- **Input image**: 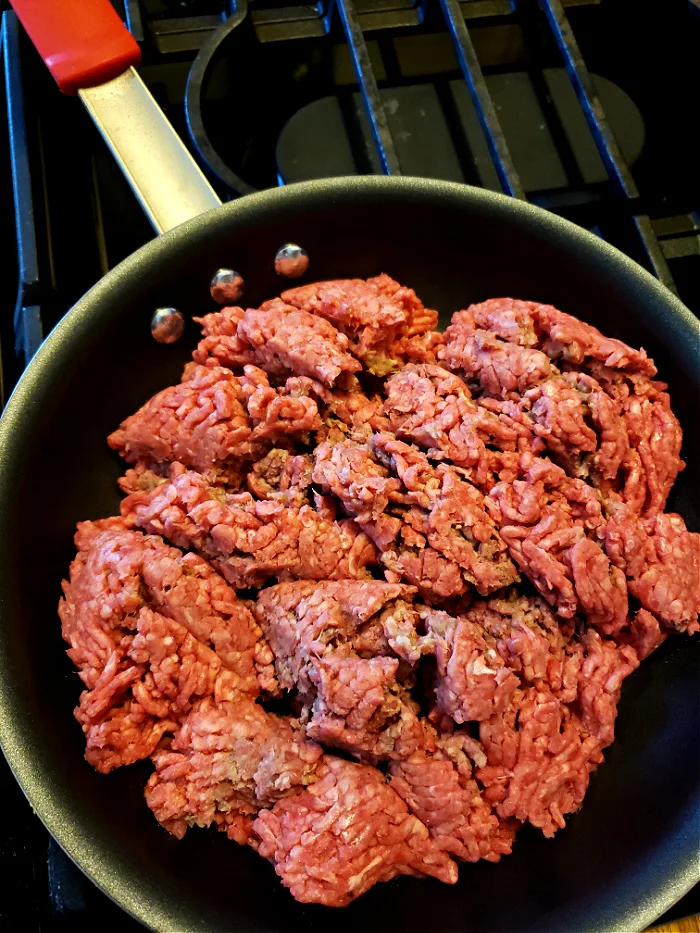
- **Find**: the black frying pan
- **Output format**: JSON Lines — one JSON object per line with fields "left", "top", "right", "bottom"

{"left": 0, "top": 5, "right": 699, "bottom": 933}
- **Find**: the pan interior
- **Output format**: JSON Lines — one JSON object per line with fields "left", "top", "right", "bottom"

{"left": 0, "top": 177, "right": 698, "bottom": 933}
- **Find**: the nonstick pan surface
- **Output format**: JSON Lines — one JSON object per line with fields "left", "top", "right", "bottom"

{"left": 0, "top": 176, "right": 698, "bottom": 933}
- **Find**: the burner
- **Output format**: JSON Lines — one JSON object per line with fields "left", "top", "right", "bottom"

{"left": 276, "top": 69, "right": 645, "bottom": 197}
{"left": 180, "top": 0, "right": 697, "bottom": 303}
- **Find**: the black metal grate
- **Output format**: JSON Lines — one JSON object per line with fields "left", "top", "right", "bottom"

{"left": 168, "top": 0, "right": 693, "bottom": 299}
{"left": 283, "top": 0, "right": 675, "bottom": 285}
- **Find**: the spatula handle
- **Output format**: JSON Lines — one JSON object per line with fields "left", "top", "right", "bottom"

{"left": 9, "top": 0, "right": 141, "bottom": 94}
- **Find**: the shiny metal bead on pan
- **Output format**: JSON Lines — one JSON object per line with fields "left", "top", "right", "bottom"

{"left": 150, "top": 307, "right": 185, "bottom": 344}
{"left": 274, "top": 243, "right": 309, "bottom": 278}
{"left": 210, "top": 268, "right": 245, "bottom": 304}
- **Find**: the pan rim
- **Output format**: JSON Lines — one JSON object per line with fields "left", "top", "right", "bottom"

{"left": 2, "top": 176, "right": 699, "bottom": 418}
{"left": 0, "top": 174, "right": 698, "bottom": 933}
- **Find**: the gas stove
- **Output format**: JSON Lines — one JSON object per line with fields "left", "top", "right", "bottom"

{"left": 1, "top": 1, "right": 698, "bottom": 929}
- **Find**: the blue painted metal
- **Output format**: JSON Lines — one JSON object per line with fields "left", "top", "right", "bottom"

{"left": 3, "top": 12, "right": 44, "bottom": 364}
{"left": 439, "top": 0, "right": 524, "bottom": 198}
{"left": 334, "top": 0, "right": 402, "bottom": 175}
{"left": 540, "top": 0, "right": 675, "bottom": 291}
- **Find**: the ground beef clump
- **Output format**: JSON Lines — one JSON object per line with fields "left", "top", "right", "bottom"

{"left": 252, "top": 755, "right": 457, "bottom": 906}
{"left": 121, "top": 463, "right": 376, "bottom": 588}
{"left": 626, "top": 513, "right": 699, "bottom": 633}
{"left": 383, "top": 363, "right": 541, "bottom": 491}
{"left": 440, "top": 306, "right": 556, "bottom": 398}
{"left": 618, "top": 378, "right": 685, "bottom": 517}
{"left": 254, "top": 581, "right": 430, "bottom": 762}
{"left": 488, "top": 453, "right": 628, "bottom": 632}
{"left": 423, "top": 608, "right": 520, "bottom": 724}
{"left": 59, "top": 520, "right": 277, "bottom": 771}
{"left": 108, "top": 364, "right": 320, "bottom": 472}
{"left": 193, "top": 301, "right": 361, "bottom": 387}
{"left": 447, "top": 298, "right": 656, "bottom": 377}
{"left": 60, "top": 277, "right": 698, "bottom": 906}
{"left": 282, "top": 274, "right": 441, "bottom": 375}
{"left": 145, "top": 694, "right": 322, "bottom": 842}
{"left": 459, "top": 593, "right": 580, "bottom": 699}
{"left": 75, "top": 605, "right": 242, "bottom": 774}
{"left": 313, "top": 432, "right": 518, "bottom": 599}
{"left": 390, "top": 729, "right": 517, "bottom": 863}
{"left": 477, "top": 685, "right": 604, "bottom": 838}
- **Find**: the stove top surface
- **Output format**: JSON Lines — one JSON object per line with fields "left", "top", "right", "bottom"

{"left": 1, "top": 0, "right": 698, "bottom": 929}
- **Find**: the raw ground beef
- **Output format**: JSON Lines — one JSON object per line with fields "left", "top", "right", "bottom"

{"left": 488, "top": 453, "right": 629, "bottom": 632}
{"left": 60, "top": 518, "right": 153, "bottom": 690}
{"left": 422, "top": 608, "right": 520, "bottom": 723}
{"left": 282, "top": 274, "right": 441, "bottom": 375}
{"left": 459, "top": 594, "right": 580, "bottom": 699}
{"left": 440, "top": 307, "right": 556, "bottom": 398}
{"left": 422, "top": 595, "right": 637, "bottom": 747}
{"left": 573, "top": 629, "right": 639, "bottom": 746}
{"left": 619, "top": 380, "right": 685, "bottom": 517}
{"left": 121, "top": 463, "right": 376, "bottom": 588}
{"left": 616, "top": 608, "right": 667, "bottom": 661}
{"left": 602, "top": 495, "right": 699, "bottom": 632}
{"left": 60, "top": 278, "right": 698, "bottom": 906}
{"left": 448, "top": 298, "right": 656, "bottom": 377}
{"left": 75, "top": 606, "right": 240, "bottom": 773}
{"left": 477, "top": 685, "right": 604, "bottom": 838}
{"left": 59, "top": 519, "right": 275, "bottom": 695}
{"left": 627, "top": 513, "right": 700, "bottom": 633}
{"left": 140, "top": 544, "right": 277, "bottom": 693}
{"left": 255, "top": 581, "right": 430, "bottom": 761}
{"left": 145, "top": 694, "right": 322, "bottom": 841}
{"left": 59, "top": 520, "right": 277, "bottom": 771}
{"left": 313, "top": 432, "right": 518, "bottom": 599}
{"left": 383, "top": 363, "right": 542, "bottom": 491}
{"left": 252, "top": 755, "right": 457, "bottom": 906}
{"left": 390, "top": 729, "right": 518, "bottom": 863}
{"left": 108, "top": 364, "right": 320, "bottom": 473}
{"left": 193, "top": 302, "right": 361, "bottom": 386}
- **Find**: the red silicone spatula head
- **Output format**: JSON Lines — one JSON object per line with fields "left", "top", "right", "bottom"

{"left": 9, "top": 0, "right": 141, "bottom": 94}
